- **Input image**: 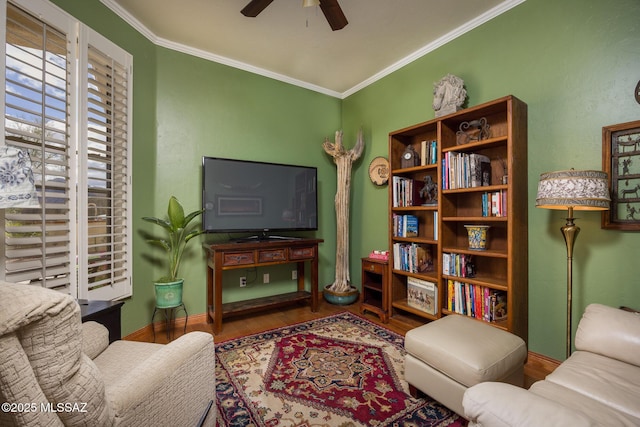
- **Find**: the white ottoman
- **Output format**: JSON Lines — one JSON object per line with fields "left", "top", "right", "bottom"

{"left": 404, "top": 315, "right": 527, "bottom": 416}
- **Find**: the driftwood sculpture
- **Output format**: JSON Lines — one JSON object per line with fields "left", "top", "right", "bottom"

{"left": 322, "top": 129, "right": 364, "bottom": 293}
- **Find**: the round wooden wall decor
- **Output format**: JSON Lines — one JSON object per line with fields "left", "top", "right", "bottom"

{"left": 368, "top": 156, "right": 390, "bottom": 186}
{"left": 635, "top": 80, "right": 640, "bottom": 104}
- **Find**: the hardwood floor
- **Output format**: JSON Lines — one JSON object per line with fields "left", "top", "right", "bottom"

{"left": 125, "top": 299, "right": 556, "bottom": 387}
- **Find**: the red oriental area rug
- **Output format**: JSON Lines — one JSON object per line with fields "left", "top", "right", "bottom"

{"left": 215, "top": 311, "right": 465, "bottom": 426}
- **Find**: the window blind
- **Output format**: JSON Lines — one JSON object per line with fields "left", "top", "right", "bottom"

{"left": 3, "top": 0, "right": 132, "bottom": 300}
{"left": 78, "top": 30, "right": 132, "bottom": 300}
{"left": 3, "top": 2, "right": 72, "bottom": 291}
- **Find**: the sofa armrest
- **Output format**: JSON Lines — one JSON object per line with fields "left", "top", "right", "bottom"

{"left": 82, "top": 321, "right": 110, "bottom": 359}
{"left": 575, "top": 304, "right": 640, "bottom": 366}
{"left": 105, "top": 331, "right": 215, "bottom": 427}
{"left": 463, "top": 382, "right": 598, "bottom": 427}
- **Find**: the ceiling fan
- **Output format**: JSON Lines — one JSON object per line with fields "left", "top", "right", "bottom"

{"left": 241, "top": 0, "right": 348, "bottom": 31}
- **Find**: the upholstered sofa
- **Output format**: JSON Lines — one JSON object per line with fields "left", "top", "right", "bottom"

{"left": 463, "top": 304, "right": 640, "bottom": 426}
{"left": 0, "top": 281, "right": 216, "bottom": 427}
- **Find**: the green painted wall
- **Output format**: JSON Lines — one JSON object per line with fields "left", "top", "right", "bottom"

{"left": 51, "top": 0, "right": 639, "bottom": 360}
{"left": 343, "top": 0, "right": 640, "bottom": 359}
{"left": 50, "top": 0, "right": 340, "bottom": 336}
{"left": 150, "top": 48, "right": 341, "bottom": 321}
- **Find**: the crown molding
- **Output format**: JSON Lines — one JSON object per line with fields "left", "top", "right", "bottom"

{"left": 154, "top": 36, "right": 343, "bottom": 98}
{"left": 100, "top": 0, "right": 526, "bottom": 100}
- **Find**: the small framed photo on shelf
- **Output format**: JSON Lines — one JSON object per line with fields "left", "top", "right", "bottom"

{"left": 602, "top": 120, "right": 640, "bottom": 230}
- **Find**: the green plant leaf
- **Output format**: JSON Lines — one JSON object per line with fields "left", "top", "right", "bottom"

{"left": 185, "top": 229, "right": 204, "bottom": 243}
{"left": 167, "top": 196, "right": 185, "bottom": 229}
{"left": 184, "top": 209, "right": 204, "bottom": 226}
{"left": 142, "top": 216, "right": 173, "bottom": 232}
{"left": 146, "top": 239, "right": 170, "bottom": 252}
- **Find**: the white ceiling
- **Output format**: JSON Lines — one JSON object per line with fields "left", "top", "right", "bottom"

{"left": 100, "top": 0, "right": 524, "bottom": 98}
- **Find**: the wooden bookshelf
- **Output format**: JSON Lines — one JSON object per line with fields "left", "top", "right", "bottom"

{"left": 387, "top": 95, "right": 528, "bottom": 342}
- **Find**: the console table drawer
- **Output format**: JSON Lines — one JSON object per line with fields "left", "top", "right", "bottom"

{"left": 223, "top": 251, "right": 255, "bottom": 266}
{"left": 258, "top": 249, "right": 287, "bottom": 262}
{"left": 290, "top": 246, "right": 315, "bottom": 260}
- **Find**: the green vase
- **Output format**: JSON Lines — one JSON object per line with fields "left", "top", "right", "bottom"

{"left": 154, "top": 279, "right": 184, "bottom": 308}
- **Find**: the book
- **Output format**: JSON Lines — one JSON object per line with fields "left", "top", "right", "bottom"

{"left": 405, "top": 215, "right": 418, "bottom": 237}
{"left": 416, "top": 244, "right": 433, "bottom": 273}
{"left": 407, "top": 277, "right": 438, "bottom": 315}
{"left": 470, "top": 153, "right": 491, "bottom": 187}
{"left": 433, "top": 211, "right": 438, "bottom": 241}
{"left": 480, "top": 159, "right": 492, "bottom": 186}
{"left": 490, "top": 291, "right": 507, "bottom": 321}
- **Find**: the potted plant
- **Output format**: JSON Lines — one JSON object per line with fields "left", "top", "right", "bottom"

{"left": 142, "top": 196, "right": 204, "bottom": 308}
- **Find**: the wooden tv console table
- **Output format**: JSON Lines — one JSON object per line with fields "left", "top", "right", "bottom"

{"left": 204, "top": 238, "right": 323, "bottom": 333}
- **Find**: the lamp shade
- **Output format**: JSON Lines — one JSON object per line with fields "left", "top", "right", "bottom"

{"left": 303, "top": 0, "right": 320, "bottom": 7}
{"left": 536, "top": 169, "right": 610, "bottom": 210}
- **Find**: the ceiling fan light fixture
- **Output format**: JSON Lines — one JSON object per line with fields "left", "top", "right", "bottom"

{"left": 302, "top": 0, "right": 320, "bottom": 7}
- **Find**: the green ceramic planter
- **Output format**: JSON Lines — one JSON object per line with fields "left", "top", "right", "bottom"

{"left": 323, "top": 285, "right": 359, "bottom": 305}
{"left": 154, "top": 279, "right": 184, "bottom": 308}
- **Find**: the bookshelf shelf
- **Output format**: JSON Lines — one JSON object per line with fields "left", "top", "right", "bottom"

{"left": 391, "top": 299, "right": 439, "bottom": 322}
{"left": 441, "top": 248, "right": 508, "bottom": 258}
{"left": 393, "top": 237, "right": 438, "bottom": 245}
{"left": 442, "top": 184, "right": 508, "bottom": 194}
{"left": 391, "top": 269, "right": 439, "bottom": 282}
{"left": 442, "top": 274, "right": 508, "bottom": 290}
{"left": 387, "top": 95, "right": 528, "bottom": 342}
{"left": 442, "top": 216, "right": 508, "bottom": 222}
{"left": 441, "top": 135, "right": 508, "bottom": 152}
{"left": 393, "top": 205, "right": 438, "bottom": 212}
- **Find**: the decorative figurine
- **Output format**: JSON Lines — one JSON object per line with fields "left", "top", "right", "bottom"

{"left": 419, "top": 175, "right": 438, "bottom": 205}
{"left": 433, "top": 74, "right": 467, "bottom": 118}
{"left": 456, "top": 117, "right": 491, "bottom": 145}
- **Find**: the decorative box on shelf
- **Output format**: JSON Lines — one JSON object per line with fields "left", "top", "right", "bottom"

{"left": 368, "top": 250, "right": 389, "bottom": 261}
{"left": 407, "top": 277, "right": 438, "bottom": 316}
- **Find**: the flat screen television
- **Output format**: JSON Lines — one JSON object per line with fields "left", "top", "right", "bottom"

{"left": 202, "top": 157, "right": 318, "bottom": 238}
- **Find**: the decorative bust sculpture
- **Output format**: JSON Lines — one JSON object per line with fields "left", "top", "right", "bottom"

{"left": 433, "top": 74, "right": 467, "bottom": 117}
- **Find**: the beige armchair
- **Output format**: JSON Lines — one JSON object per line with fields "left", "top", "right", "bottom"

{"left": 0, "top": 281, "right": 215, "bottom": 427}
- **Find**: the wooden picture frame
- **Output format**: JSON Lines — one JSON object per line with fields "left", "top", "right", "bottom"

{"left": 602, "top": 120, "right": 640, "bottom": 230}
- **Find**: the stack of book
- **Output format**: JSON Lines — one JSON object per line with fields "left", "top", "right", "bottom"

{"left": 442, "top": 152, "right": 491, "bottom": 190}
{"left": 392, "top": 176, "right": 422, "bottom": 207}
{"left": 420, "top": 140, "right": 438, "bottom": 166}
{"left": 481, "top": 190, "right": 507, "bottom": 217}
{"left": 393, "top": 214, "right": 418, "bottom": 237}
{"left": 446, "top": 280, "right": 507, "bottom": 322}
{"left": 392, "top": 243, "right": 433, "bottom": 273}
{"left": 442, "top": 252, "right": 475, "bottom": 277}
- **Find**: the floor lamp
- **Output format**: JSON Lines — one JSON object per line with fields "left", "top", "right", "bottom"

{"left": 535, "top": 169, "right": 610, "bottom": 359}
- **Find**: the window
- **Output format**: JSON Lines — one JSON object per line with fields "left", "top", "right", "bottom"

{"left": 1, "top": 0, "right": 132, "bottom": 300}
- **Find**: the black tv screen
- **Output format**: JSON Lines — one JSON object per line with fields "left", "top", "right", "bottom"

{"left": 202, "top": 157, "right": 318, "bottom": 235}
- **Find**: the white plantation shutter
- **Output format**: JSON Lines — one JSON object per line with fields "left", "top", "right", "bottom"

{"left": 2, "top": 0, "right": 132, "bottom": 300}
{"left": 2, "top": 2, "right": 74, "bottom": 292}
{"left": 77, "top": 28, "right": 132, "bottom": 300}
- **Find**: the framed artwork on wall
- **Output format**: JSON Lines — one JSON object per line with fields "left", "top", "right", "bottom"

{"left": 602, "top": 120, "right": 640, "bottom": 230}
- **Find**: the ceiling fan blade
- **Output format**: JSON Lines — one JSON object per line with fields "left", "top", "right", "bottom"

{"left": 319, "top": 0, "right": 348, "bottom": 31}
{"left": 241, "top": 0, "right": 274, "bottom": 17}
